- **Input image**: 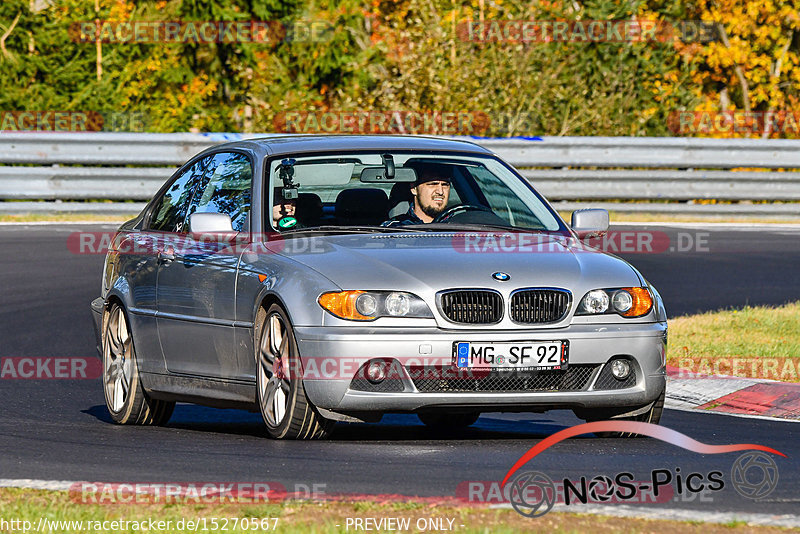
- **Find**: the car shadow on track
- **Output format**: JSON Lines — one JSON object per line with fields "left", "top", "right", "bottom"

{"left": 84, "top": 404, "right": 593, "bottom": 441}
{"left": 329, "top": 415, "right": 575, "bottom": 441}
{"left": 83, "top": 404, "right": 269, "bottom": 438}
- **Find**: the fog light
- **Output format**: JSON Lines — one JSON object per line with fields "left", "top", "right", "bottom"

{"left": 366, "top": 361, "right": 387, "bottom": 384}
{"left": 610, "top": 359, "right": 631, "bottom": 380}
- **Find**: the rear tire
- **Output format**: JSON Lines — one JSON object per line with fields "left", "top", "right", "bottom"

{"left": 102, "top": 303, "right": 174, "bottom": 425}
{"left": 578, "top": 390, "right": 665, "bottom": 438}
{"left": 256, "top": 304, "right": 334, "bottom": 439}
{"left": 418, "top": 412, "right": 479, "bottom": 429}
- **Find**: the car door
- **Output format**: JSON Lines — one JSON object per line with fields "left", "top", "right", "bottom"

{"left": 156, "top": 151, "right": 253, "bottom": 379}
{"left": 130, "top": 157, "right": 209, "bottom": 372}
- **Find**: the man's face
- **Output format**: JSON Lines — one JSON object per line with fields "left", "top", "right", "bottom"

{"left": 272, "top": 189, "right": 296, "bottom": 224}
{"left": 411, "top": 179, "right": 450, "bottom": 222}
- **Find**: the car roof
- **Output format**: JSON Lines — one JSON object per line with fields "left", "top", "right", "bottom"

{"left": 206, "top": 134, "right": 495, "bottom": 157}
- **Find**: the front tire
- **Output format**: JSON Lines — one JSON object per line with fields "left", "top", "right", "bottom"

{"left": 256, "top": 304, "right": 334, "bottom": 439}
{"left": 102, "top": 303, "right": 174, "bottom": 425}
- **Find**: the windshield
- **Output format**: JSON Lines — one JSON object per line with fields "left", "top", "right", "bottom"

{"left": 266, "top": 152, "right": 563, "bottom": 233}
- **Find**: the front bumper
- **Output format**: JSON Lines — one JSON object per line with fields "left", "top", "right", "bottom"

{"left": 294, "top": 321, "right": 667, "bottom": 414}
{"left": 90, "top": 297, "right": 105, "bottom": 358}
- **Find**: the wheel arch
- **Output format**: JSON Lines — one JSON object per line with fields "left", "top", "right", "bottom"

{"left": 257, "top": 292, "right": 289, "bottom": 316}
{"left": 102, "top": 288, "right": 162, "bottom": 382}
{"left": 105, "top": 276, "right": 136, "bottom": 314}
{"left": 251, "top": 291, "right": 294, "bottom": 334}
{"left": 104, "top": 293, "right": 125, "bottom": 313}
{"left": 251, "top": 292, "right": 290, "bottom": 360}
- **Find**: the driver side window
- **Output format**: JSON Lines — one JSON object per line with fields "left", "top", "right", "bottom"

{"left": 149, "top": 157, "right": 210, "bottom": 232}
{"left": 185, "top": 152, "right": 253, "bottom": 232}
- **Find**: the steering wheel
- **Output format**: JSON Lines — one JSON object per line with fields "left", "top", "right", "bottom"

{"left": 433, "top": 204, "right": 493, "bottom": 223}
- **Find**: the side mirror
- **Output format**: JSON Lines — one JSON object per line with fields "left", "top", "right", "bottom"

{"left": 189, "top": 212, "right": 235, "bottom": 234}
{"left": 571, "top": 209, "right": 609, "bottom": 239}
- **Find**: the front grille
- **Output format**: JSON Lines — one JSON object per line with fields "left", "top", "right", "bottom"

{"left": 439, "top": 290, "right": 503, "bottom": 324}
{"left": 510, "top": 289, "right": 570, "bottom": 324}
{"left": 409, "top": 365, "right": 599, "bottom": 393}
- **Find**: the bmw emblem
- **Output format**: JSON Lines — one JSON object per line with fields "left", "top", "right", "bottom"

{"left": 492, "top": 272, "right": 511, "bottom": 282}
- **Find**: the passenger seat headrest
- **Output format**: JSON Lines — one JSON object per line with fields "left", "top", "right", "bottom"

{"left": 335, "top": 188, "right": 390, "bottom": 226}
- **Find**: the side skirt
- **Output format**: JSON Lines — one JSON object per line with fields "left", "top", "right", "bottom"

{"left": 141, "top": 372, "right": 258, "bottom": 411}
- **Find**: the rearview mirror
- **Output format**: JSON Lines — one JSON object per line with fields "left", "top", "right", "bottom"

{"left": 360, "top": 167, "right": 417, "bottom": 183}
{"left": 571, "top": 209, "right": 609, "bottom": 239}
{"left": 189, "top": 212, "right": 236, "bottom": 234}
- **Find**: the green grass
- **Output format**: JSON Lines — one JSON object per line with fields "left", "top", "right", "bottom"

{"left": 1, "top": 488, "right": 796, "bottom": 533}
{"left": 669, "top": 302, "right": 800, "bottom": 381}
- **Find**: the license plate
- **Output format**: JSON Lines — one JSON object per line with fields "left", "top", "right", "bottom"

{"left": 453, "top": 341, "right": 568, "bottom": 370}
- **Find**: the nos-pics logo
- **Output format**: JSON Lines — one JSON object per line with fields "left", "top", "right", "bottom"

{"left": 502, "top": 421, "right": 784, "bottom": 518}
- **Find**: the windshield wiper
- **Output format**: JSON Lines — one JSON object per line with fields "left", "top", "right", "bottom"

{"left": 418, "top": 223, "right": 546, "bottom": 233}
{"left": 281, "top": 225, "right": 425, "bottom": 235}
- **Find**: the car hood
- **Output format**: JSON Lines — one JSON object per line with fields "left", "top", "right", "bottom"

{"left": 267, "top": 232, "right": 642, "bottom": 293}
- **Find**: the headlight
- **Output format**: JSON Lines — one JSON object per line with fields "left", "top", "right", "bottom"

{"left": 355, "top": 294, "right": 378, "bottom": 316}
{"left": 384, "top": 292, "right": 411, "bottom": 316}
{"left": 611, "top": 290, "right": 633, "bottom": 312}
{"left": 581, "top": 290, "right": 609, "bottom": 314}
{"left": 318, "top": 291, "right": 433, "bottom": 321}
{"left": 577, "top": 287, "right": 653, "bottom": 318}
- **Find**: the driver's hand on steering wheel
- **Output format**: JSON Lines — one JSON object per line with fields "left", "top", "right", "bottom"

{"left": 433, "top": 203, "right": 494, "bottom": 223}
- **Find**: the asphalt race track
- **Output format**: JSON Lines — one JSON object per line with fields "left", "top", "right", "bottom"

{"left": 0, "top": 223, "right": 798, "bottom": 519}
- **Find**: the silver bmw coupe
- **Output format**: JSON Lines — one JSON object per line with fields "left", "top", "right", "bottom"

{"left": 91, "top": 135, "right": 667, "bottom": 439}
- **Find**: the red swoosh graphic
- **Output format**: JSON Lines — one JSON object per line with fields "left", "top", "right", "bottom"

{"left": 501, "top": 421, "right": 786, "bottom": 487}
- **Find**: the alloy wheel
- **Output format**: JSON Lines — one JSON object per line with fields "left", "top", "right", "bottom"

{"left": 104, "top": 305, "right": 133, "bottom": 413}
{"left": 258, "top": 313, "right": 292, "bottom": 427}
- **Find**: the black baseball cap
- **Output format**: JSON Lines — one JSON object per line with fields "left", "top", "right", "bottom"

{"left": 407, "top": 162, "right": 452, "bottom": 185}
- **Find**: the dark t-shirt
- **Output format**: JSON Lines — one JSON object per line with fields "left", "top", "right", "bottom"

{"left": 381, "top": 202, "right": 425, "bottom": 226}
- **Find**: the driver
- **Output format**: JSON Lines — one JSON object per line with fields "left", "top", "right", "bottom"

{"left": 382, "top": 163, "right": 451, "bottom": 226}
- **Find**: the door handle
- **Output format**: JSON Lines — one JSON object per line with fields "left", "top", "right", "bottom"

{"left": 159, "top": 245, "right": 175, "bottom": 262}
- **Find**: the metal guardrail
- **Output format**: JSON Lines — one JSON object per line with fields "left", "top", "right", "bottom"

{"left": 0, "top": 133, "right": 799, "bottom": 215}
{"left": 522, "top": 170, "right": 800, "bottom": 201}
{"left": 0, "top": 133, "right": 226, "bottom": 166}
{"left": 475, "top": 136, "right": 800, "bottom": 169}
{"left": 0, "top": 167, "right": 168, "bottom": 200}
